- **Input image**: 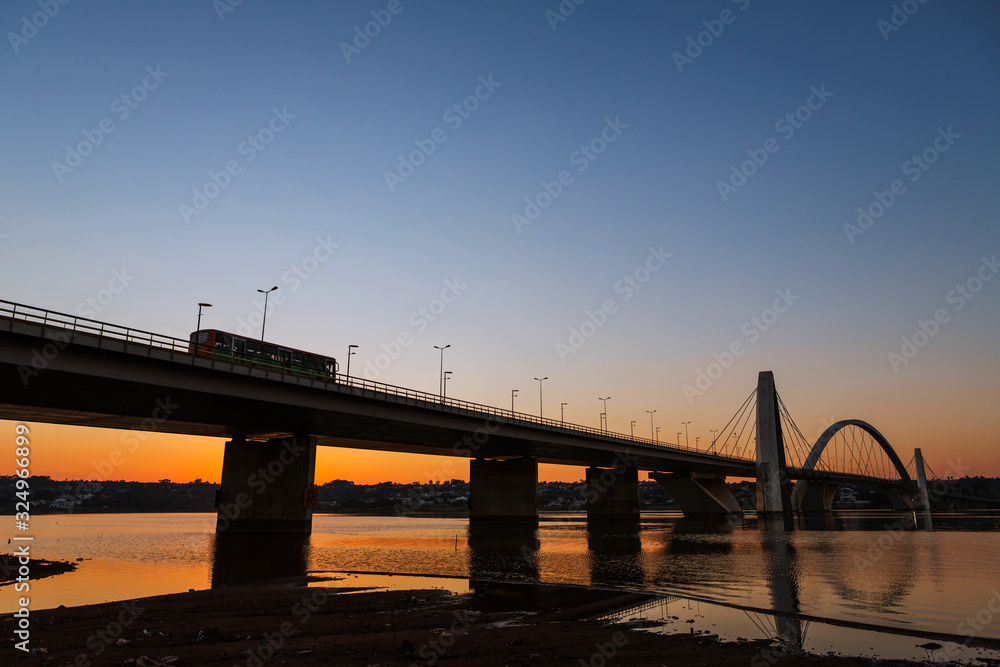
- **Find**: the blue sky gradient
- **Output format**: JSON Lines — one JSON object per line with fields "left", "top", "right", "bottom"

{"left": 1, "top": 0, "right": 998, "bottom": 481}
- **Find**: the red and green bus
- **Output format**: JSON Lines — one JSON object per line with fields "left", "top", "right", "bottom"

{"left": 189, "top": 329, "right": 338, "bottom": 379}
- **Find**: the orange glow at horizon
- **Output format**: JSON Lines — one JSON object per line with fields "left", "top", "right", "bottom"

{"left": 2, "top": 399, "right": 997, "bottom": 484}
{"left": 0, "top": 422, "right": 598, "bottom": 484}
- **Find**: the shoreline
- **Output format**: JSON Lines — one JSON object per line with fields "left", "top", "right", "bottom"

{"left": 0, "top": 555, "right": 77, "bottom": 586}
{"left": 1, "top": 577, "right": 929, "bottom": 666}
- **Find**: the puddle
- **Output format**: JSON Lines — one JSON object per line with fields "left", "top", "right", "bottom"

{"left": 307, "top": 570, "right": 471, "bottom": 596}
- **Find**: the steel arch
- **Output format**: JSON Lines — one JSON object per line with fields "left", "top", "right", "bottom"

{"left": 800, "top": 419, "right": 917, "bottom": 498}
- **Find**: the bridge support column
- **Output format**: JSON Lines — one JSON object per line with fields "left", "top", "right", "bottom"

{"left": 216, "top": 434, "right": 317, "bottom": 534}
{"left": 469, "top": 457, "right": 538, "bottom": 527}
{"left": 586, "top": 465, "right": 640, "bottom": 527}
{"left": 650, "top": 472, "right": 741, "bottom": 516}
{"left": 756, "top": 371, "right": 791, "bottom": 516}
{"left": 789, "top": 481, "right": 839, "bottom": 513}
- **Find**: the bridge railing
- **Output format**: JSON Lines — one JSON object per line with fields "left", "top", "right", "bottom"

{"left": 0, "top": 298, "right": 754, "bottom": 463}
{"left": 0, "top": 300, "right": 191, "bottom": 353}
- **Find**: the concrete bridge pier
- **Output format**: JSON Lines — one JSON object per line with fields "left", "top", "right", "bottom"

{"left": 650, "top": 472, "right": 741, "bottom": 516}
{"left": 215, "top": 434, "right": 318, "bottom": 534}
{"left": 756, "top": 371, "right": 792, "bottom": 516}
{"left": 789, "top": 481, "right": 840, "bottom": 513}
{"left": 469, "top": 457, "right": 539, "bottom": 527}
{"left": 585, "top": 464, "right": 640, "bottom": 527}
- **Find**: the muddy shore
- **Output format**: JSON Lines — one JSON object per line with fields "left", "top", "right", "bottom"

{"left": 0, "top": 576, "right": 930, "bottom": 666}
{"left": 1, "top": 556, "right": 77, "bottom": 585}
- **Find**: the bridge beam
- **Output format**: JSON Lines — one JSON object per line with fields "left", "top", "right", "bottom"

{"left": 789, "top": 480, "right": 840, "bottom": 513}
{"left": 756, "top": 371, "right": 791, "bottom": 515}
{"left": 469, "top": 457, "right": 538, "bottom": 527}
{"left": 586, "top": 465, "right": 640, "bottom": 527}
{"left": 215, "top": 434, "right": 317, "bottom": 534}
{"left": 650, "top": 472, "right": 741, "bottom": 516}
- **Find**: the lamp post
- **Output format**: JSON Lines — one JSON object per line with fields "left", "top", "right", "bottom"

{"left": 677, "top": 432, "right": 682, "bottom": 446}
{"left": 196, "top": 302, "right": 212, "bottom": 333}
{"left": 443, "top": 371, "right": 452, "bottom": 398}
{"left": 534, "top": 377, "right": 548, "bottom": 418}
{"left": 511, "top": 389, "right": 519, "bottom": 413}
{"left": 598, "top": 396, "right": 611, "bottom": 432}
{"left": 345, "top": 344, "right": 358, "bottom": 380}
{"left": 646, "top": 410, "right": 656, "bottom": 441}
{"left": 696, "top": 436, "right": 701, "bottom": 449}
{"left": 256, "top": 286, "right": 277, "bottom": 341}
{"left": 682, "top": 421, "right": 691, "bottom": 448}
{"left": 194, "top": 303, "right": 212, "bottom": 357}
{"left": 434, "top": 345, "right": 450, "bottom": 398}
{"left": 656, "top": 426, "right": 661, "bottom": 444}
{"left": 710, "top": 429, "right": 719, "bottom": 454}
{"left": 630, "top": 420, "right": 636, "bottom": 437}
{"left": 560, "top": 402, "right": 567, "bottom": 423}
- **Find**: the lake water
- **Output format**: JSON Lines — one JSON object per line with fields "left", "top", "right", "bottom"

{"left": 3, "top": 511, "right": 1000, "bottom": 662}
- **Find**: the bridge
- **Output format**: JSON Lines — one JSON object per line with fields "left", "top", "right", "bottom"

{"left": 0, "top": 299, "right": 961, "bottom": 534}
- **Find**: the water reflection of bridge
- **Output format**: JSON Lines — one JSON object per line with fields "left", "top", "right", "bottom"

{"left": 209, "top": 514, "right": 929, "bottom": 653}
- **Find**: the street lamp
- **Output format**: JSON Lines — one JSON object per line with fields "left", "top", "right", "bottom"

{"left": 696, "top": 436, "right": 701, "bottom": 449}
{"left": 598, "top": 396, "right": 611, "bottom": 432}
{"left": 710, "top": 429, "right": 719, "bottom": 454}
{"left": 511, "top": 389, "right": 519, "bottom": 413}
{"left": 196, "top": 302, "right": 212, "bottom": 332}
{"left": 345, "top": 344, "right": 358, "bottom": 380}
{"left": 656, "top": 426, "right": 661, "bottom": 444}
{"left": 676, "top": 432, "right": 682, "bottom": 446}
{"left": 256, "top": 286, "right": 277, "bottom": 341}
{"left": 630, "top": 420, "right": 636, "bottom": 437}
{"left": 434, "top": 345, "right": 450, "bottom": 398}
{"left": 194, "top": 303, "right": 212, "bottom": 357}
{"left": 560, "top": 402, "right": 568, "bottom": 423}
{"left": 534, "top": 377, "right": 548, "bottom": 418}
{"left": 443, "top": 371, "right": 452, "bottom": 398}
{"left": 646, "top": 410, "right": 656, "bottom": 441}
{"left": 682, "top": 421, "right": 691, "bottom": 448}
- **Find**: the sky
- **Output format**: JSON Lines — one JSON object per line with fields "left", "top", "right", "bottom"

{"left": 1, "top": 0, "right": 998, "bottom": 485}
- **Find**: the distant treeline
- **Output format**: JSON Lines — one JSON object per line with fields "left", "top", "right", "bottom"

{"left": 1, "top": 475, "right": 997, "bottom": 514}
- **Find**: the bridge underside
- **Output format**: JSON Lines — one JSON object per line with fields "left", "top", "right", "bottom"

{"left": 650, "top": 472, "right": 742, "bottom": 516}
